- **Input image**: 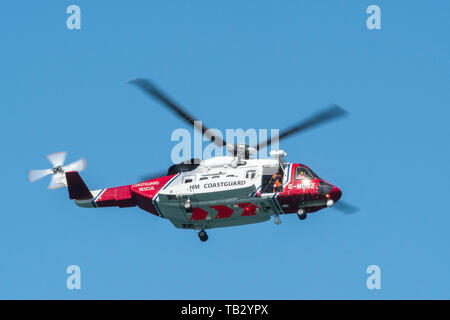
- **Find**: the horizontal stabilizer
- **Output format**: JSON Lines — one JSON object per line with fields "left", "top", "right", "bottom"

{"left": 66, "top": 171, "right": 93, "bottom": 200}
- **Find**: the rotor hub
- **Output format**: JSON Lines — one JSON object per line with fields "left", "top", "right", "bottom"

{"left": 52, "top": 166, "right": 64, "bottom": 174}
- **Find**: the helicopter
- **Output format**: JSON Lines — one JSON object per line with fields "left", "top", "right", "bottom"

{"left": 29, "top": 79, "right": 358, "bottom": 242}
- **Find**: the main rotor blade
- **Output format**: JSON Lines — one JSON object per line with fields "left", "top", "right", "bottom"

{"left": 47, "top": 151, "right": 67, "bottom": 167}
{"left": 334, "top": 201, "right": 359, "bottom": 215}
{"left": 139, "top": 157, "right": 202, "bottom": 182}
{"left": 254, "top": 104, "right": 348, "bottom": 151}
{"left": 139, "top": 170, "right": 171, "bottom": 183}
{"left": 128, "top": 78, "right": 228, "bottom": 148}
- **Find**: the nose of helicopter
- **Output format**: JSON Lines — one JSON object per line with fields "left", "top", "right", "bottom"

{"left": 328, "top": 185, "right": 342, "bottom": 204}
{"left": 318, "top": 180, "right": 342, "bottom": 203}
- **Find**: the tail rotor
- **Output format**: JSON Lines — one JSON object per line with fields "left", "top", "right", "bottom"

{"left": 29, "top": 151, "right": 86, "bottom": 189}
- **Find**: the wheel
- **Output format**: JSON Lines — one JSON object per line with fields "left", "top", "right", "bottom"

{"left": 198, "top": 230, "right": 208, "bottom": 242}
{"left": 297, "top": 209, "right": 307, "bottom": 220}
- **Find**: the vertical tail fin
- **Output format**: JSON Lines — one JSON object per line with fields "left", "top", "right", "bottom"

{"left": 65, "top": 171, "right": 93, "bottom": 200}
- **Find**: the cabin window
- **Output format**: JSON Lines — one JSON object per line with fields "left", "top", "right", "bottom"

{"left": 200, "top": 177, "right": 208, "bottom": 180}
{"left": 183, "top": 176, "right": 195, "bottom": 183}
{"left": 246, "top": 170, "right": 257, "bottom": 180}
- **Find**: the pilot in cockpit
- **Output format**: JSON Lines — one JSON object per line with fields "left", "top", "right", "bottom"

{"left": 295, "top": 167, "right": 315, "bottom": 180}
{"left": 296, "top": 169, "right": 308, "bottom": 180}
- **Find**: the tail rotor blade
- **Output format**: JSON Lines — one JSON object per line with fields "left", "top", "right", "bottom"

{"left": 29, "top": 169, "right": 52, "bottom": 182}
{"left": 62, "top": 158, "right": 86, "bottom": 172}
{"left": 47, "top": 151, "right": 67, "bottom": 167}
{"left": 30, "top": 152, "right": 86, "bottom": 189}
{"left": 48, "top": 174, "right": 66, "bottom": 189}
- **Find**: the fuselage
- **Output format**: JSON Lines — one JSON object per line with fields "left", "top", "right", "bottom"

{"left": 75, "top": 156, "right": 342, "bottom": 230}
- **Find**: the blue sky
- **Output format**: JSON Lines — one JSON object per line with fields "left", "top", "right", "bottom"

{"left": 1, "top": 1, "right": 449, "bottom": 299}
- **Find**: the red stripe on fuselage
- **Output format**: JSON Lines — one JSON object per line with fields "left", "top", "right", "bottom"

{"left": 190, "top": 207, "right": 209, "bottom": 221}
{"left": 95, "top": 187, "right": 135, "bottom": 208}
{"left": 94, "top": 174, "right": 178, "bottom": 216}
{"left": 130, "top": 174, "right": 177, "bottom": 216}
{"left": 211, "top": 205, "right": 234, "bottom": 219}
{"left": 237, "top": 203, "right": 258, "bottom": 216}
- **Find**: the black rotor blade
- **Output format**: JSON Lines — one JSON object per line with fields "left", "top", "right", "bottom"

{"left": 254, "top": 104, "right": 348, "bottom": 151}
{"left": 139, "top": 170, "right": 170, "bottom": 183}
{"left": 334, "top": 201, "right": 359, "bottom": 215}
{"left": 128, "top": 78, "right": 228, "bottom": 148}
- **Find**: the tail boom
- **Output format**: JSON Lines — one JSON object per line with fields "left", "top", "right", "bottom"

{"left": 65, "top": 171, "right": 177, "bottom": 217}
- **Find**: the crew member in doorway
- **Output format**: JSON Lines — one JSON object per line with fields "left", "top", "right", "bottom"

{"left": 272, "top": 170, "right": 283, "bottom": 193}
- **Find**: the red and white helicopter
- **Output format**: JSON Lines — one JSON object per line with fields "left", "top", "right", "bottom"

{"left": 30, "top": 79, "right": 357, "bottom": 242}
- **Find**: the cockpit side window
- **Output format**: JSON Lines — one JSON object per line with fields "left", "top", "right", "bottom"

{"left": 295, "top": 167, "right": 313, "bottom": 180}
